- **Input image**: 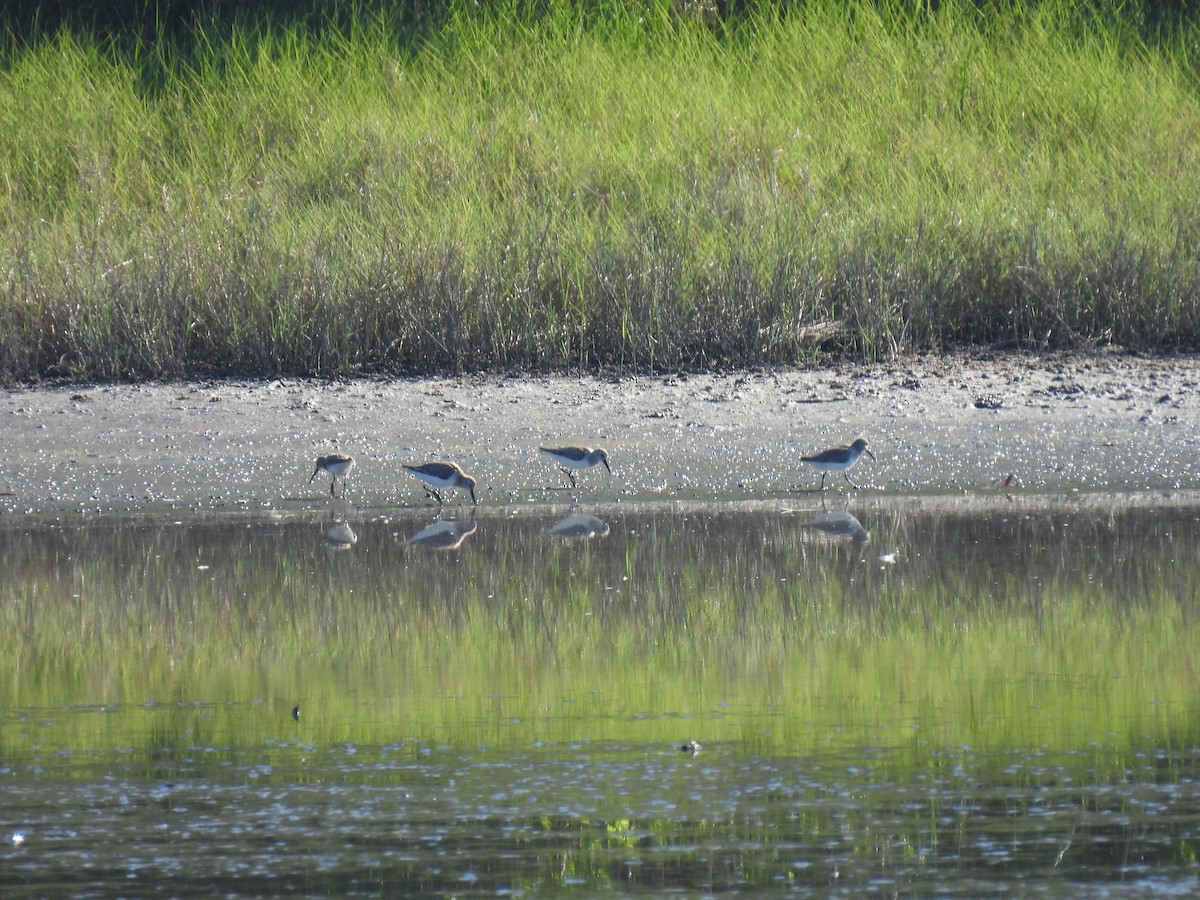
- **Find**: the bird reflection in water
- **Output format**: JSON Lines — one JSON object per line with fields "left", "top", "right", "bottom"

{"left": 320, "top": 521, "right": 358, "bottom": 551}
{"left": 548, "top": 513, "right": 610, "bottom": 541}
{"left": 804, "top": 510, "right": 870, "bottom": 543}
{"left": 405, "top": 516, "right": 478, "bottom": 551}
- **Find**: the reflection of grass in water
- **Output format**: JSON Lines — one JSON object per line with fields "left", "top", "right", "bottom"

{"left": 1, "top": 507, "right": 1198, "bottom": 762}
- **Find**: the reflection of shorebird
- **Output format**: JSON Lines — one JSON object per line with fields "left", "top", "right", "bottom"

{"left": 548, "top": 513, "right": 610, "bottom": 541}
{"left": 310, "top": 453, "right": 354, "bottom": 497}
{"left": 403, "top": 461, "right": 477, "bottom": 506}
{"left": 805, "top": 510, "right": 870, "bottom": 543}
{"left": 801, "top": 439, "right": 875, "bottom": 491}
{"left": 405, "top": 517, "right": 478, "bottom": 551}
{"left": 680, "top": 740, "right": 702, "bottom": 756}
{"left": 540, "top": 446, "right": 610, "bottom": 488}
{"left": 321, "top": 521, "right": 358, "bottom": 550}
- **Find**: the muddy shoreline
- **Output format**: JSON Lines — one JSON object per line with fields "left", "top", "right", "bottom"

{"left": 3, "top": 351, "right": 1199, "bottom": 515}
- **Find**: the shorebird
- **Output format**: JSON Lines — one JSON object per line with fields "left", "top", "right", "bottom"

{"left": 540, "top": 446, "right": 611, "bottom": 488}
{"left": 310, "top": 452, "right": 355, "bottom": 497}
{"left": 801, "top": 438, "right": 876, "bottom": 491}
{"left": 403, "top": 461, "right": 477, "bottom": 506}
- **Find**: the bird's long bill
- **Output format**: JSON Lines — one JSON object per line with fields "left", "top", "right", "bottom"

{"left": 865, "top": 449, "right": 877, "bottom": 461}
{"left": 309, "top": 468, "right": 320, "bottom": 482}
{"left": 602, "top": 458, "right": 612, "bottom": 475}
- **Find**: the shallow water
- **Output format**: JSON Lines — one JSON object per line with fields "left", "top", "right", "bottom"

{"left": 3, "top": 495, "right": 1200, "bottom": 895}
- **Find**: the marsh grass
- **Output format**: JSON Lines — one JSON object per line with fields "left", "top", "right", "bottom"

{"left": 1, "top": 2, "right": 1198, "bottom": 381}
{"left": 2, "top": 503, "right": 1199, "bottom": 768}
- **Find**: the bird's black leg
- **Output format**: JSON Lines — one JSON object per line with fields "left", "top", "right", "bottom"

{"left": 560, "top": 467, "right": 577, "bottom": 489}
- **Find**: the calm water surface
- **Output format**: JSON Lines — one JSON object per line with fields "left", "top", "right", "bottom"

{"left": 3, "top": 495, "right": 1200, "bottom": 895}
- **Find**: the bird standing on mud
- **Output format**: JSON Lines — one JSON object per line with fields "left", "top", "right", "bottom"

{"left": 540, "top": 446, "right": 611, "bottom": 488}
{"left": 310, "top": 452, "right": 355, "bottom": 497}
{"left": 801, "top": 438, "right": 875, "bottom": 491}
{"left": 403, "top": 461, "right": 478, "bottom": 506}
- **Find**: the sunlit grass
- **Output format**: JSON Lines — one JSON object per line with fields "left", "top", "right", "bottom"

{"left": 1, "top": 2, "right": 1198, "bottom": 380}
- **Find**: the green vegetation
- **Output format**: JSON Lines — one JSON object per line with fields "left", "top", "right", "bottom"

{"left": 1, "top": 1, "right": 1198, "bottom": 381}
{"left": 2, "top": 503, "right": 1198, "bottom": 764}
{"left": 3, "top": 501, "right": 1198, "bottom": 892}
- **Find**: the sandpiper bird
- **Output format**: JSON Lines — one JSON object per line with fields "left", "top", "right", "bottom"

{"left": 801, "top": 438, "right": 876, "bottom": 491}
{"left": 403, "top": 461, "right": 477, "bottom": 506}
{"left": 310, "top": 452, "right": 355, "bottom": 497}
{"left": 540, "top": 446, "right": 611, "bottom": 488}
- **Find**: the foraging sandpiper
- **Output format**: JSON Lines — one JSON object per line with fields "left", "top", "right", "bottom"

{"left": 801, "top": 438, "right": 876, "bottom": 491}
{"left": 403, "top": 461, "right": 478, "bottom": 506}
{"left": 310, "top": 452, "right": 355, "bottom": 497}
{"left": 540, "top": 446, "right": 611, "bottom": 488}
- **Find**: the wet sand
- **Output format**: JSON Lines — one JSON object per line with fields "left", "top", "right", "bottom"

{"left": 2, "top": 351, "right": 1199, "bottom": 514}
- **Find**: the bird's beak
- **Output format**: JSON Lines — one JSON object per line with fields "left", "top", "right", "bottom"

{"left": 865, "top": 449, "right": 877, "bottom": 461}
{"left": 602, "top": 458, "right": 612, "bottom": 475}
{"left": 309, "top": 468, "right": 319, "bottom": 482}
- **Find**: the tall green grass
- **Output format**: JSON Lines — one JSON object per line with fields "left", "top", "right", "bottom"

{"left": 1, "top": 1, "right": 1199, "bottom": 381}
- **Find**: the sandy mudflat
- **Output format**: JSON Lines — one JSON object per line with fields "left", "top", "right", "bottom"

{"left": 2, "top": 351, "right": 1199, "bottom": 515}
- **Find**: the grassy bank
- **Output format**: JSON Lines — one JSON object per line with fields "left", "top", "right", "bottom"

{"left": 2, "top": 1, "right": 1199, "bottom": 381}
